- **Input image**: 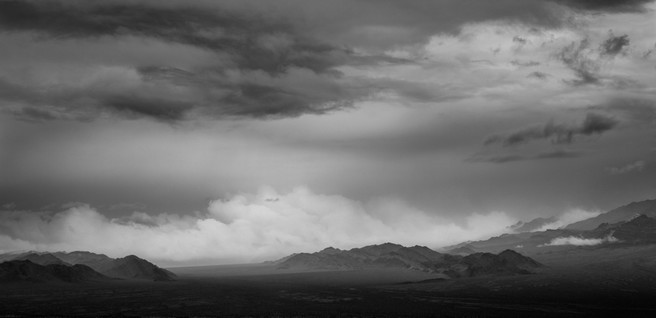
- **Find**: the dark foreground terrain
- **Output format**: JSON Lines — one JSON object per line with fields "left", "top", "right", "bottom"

{"left": 1, "top": 252, "right": 656, "bottom": 318}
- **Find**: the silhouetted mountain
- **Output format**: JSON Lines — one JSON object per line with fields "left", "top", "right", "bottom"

{"left": 448, "top": 250, "right": 542, "bottom": 277}
{"left": 99, "top": 255, "right": 176, "bottom": 281}
{"left": 277, "top": 243, "right": 541, "bottom": 278}
{"left": 279, "top": 243, "right": 452, "bottom": 272}
{"left": 509, "top": 217, "right": 557, "bottom": 233}
{"left": 0, "top": 251, "right": 176, "bottom": 281}
{"left": 567, "top": 199, "right": 656, "bottom": 230}
{"left": 53, "top": 252, "right": 176, "bottom": 281}
{"left": 0, "top": 260, "right": 108, "bottom": 283}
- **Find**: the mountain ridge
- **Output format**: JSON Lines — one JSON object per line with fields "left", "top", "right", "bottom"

{"left": 276, "top": 243, "right": 542, "bottom": 278}
{"left": 566, "top": 199, "right": 656, "bottom": 230}
{"left": 0, "top": 251, "right": 175, "bottom": 281}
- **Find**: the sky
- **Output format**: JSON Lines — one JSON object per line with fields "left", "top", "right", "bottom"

{"left": 0, "top": 0, "right": 655, "bottom": 266}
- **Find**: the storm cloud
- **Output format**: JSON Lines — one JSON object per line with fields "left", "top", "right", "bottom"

{"left": 485, "top": 113, "right": 619, "bottom": 147}
{"left": 469, "top": 150, "right": 582, "bottom": 164}
{"left": 0, "top": 0, "right": 372, "bottom": 121}
{"left": 1, "top": 0, "right": 651, "bottom": 122}
{"left": 551, "top": 0, "right": 654, "bottom": 12}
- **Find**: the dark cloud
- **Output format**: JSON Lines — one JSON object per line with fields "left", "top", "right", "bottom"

{"left": 579, "top": 113, "right": 619, "bottom": 134}
{"left": 0, "top": 0, "right": 344, "bottom": 75}
{"left": 550, "top": 0, "right": 654, "bottom": 12}
{"left": 513, "top": 36, "right": 528, "bottom": 45}
{"left": 3, "top": 0, "right": 503, "bottom": 122}
{"left": 0, "top": 0, "right": 651, "bottom": 123}
{"left": 557, "top": 33, "right": 632, "bottom": 86}
{"left": 641, "top": 42, "right": 656, "bottom": 59}
{"left": 511, "top": 60, "right": 541, "bottom": 67}
{"left": 600, "top": 33, "right": 630, "bottom": 57}
{"left": 469, "top": 150, "right": 582, "bottom": 164}
{"left": 557, "top": 38, "right": 601, "bottom": 85}
{"left": 485, "top": 113, "right": 619, "bottom": 147}
{"left": 0, "top": 0, "right": 376, "bottom": 121}
{"left": 471, "top": 154, "right": 526, "bottom": 163}
{"left": 102, "top": 96, "right": 195, "bottom": 121}
{"left": 590, "top": 98, "right": 656, "bottom": 124}
{"left": 528, "top": 71, "right": 549, "bottom": 79}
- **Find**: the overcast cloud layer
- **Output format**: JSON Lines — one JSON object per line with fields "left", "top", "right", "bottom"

{"left": 1, "top": 0, "right": 656, "bottom": 265}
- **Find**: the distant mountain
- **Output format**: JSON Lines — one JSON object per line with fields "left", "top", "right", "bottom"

{"left": 98, "top": 255, "right": 176, "bottom": 281}
{"left": 0, "top": 251, "right": 175, "bottom": 281}
{"left": 443, "top": 213, "right": 656, "bottom": 258}
{"left": 451, "top": 250, "right": 543, "bottom": 277}
{"left": 589, "top": 214, "right": 656, "bottom": 243}
{"left": 566, "top": 199, "right": 656, "bottom": 230}
{"left": 446, "top": 244, "right": 477, "bottom": 255}
{"left": 442, "top": 228, "right": 577, "bottom": 255}
{"left": 52, "top": 251, "right": 113, "bottom": 266}
{"left": 509, "top": 217, "right": 557, "bottom": 233}
{"left": 277, "top": 243, "right": 541, "bottom": 278}
{"left": 0, "top": 260, "right": 108, "bottom": 283}
{"left": 53, "top": 252, "right": 176, "bottom": 281}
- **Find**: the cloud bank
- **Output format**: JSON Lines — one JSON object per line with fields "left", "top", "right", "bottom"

{"left": 0, "top": 187, "right": 515, "bottom": 266}
{"left": 544, "top": 234, "right": 619, "bottom": 246}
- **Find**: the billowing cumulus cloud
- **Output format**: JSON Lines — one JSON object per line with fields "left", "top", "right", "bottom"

{"left": 0, "top": 187, "right": 516, "bottom": 265}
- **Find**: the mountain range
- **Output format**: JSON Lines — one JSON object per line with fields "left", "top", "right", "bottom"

{"left": 566, "top": 199, "right": 656, "bottom": 230}
{"left": 0, "top": 251, "right": 175, "bottom": 282}
{"left": 443, "top": 211, "right": 656, "bottom": 256}
{"left": 275, "top": 243, "right": 542, "bottom": 278}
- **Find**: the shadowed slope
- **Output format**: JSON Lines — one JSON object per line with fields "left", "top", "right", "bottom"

{"left": 277, "top": 243, "right": 541, "bottom": 278}
{"left": 0, "top": 260, "right": 108, "bottom": 283}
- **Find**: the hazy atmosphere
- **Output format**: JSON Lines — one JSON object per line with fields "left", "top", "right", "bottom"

{"left": 1, "top": 0, "right": 655, "bottom": 266}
